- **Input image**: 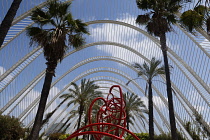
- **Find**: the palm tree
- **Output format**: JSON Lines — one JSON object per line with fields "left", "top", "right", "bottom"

{"left": 26, "top": 1, "right": 89, "bottom": 139}
{"left": 60, "top": 79, "right": 102, "bottom": 140}
{"left": 132, "top": 57, "right": 165, "bottom": 140}
{"left": 0, "top": 0, "right": 22, "bottom": 48}
{"left": 135, "top": 1, "right": 181, "bottom": 139}
{"left": 123, "top": 92, "right": 148, "bottom": 131}
{"left": 180, "top": 5, "right": 210, "bottom": 35}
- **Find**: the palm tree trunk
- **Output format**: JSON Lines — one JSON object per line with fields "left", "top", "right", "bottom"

{"left": 126, "top": 114, "right": 129, "bottom": 130}
{"left": 148, "top": 80, "right": 154, "bottom": 140}
{"left": 29, "top": 60, "right": 57, "bottom": 140}
{"left": 76, "top": 106, "right": 84, "bottom": 140}
{"left": 83, "top": 115, "right": 88, "bottom": 139}
{"left": 159, "top": 32, "right": 178, "bottom": 140}
{"left": 127, "top": 121, "right": 129, "bottom": 130}
{"left": 0, "top": 0, "right": 22, "bottom": 48}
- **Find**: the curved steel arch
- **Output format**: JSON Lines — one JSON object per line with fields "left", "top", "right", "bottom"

{"left": 42, "top": 66, "right": 192, "bottom": 138}
{"left": 11, "top": 53, "right": 203, "bottom": 138}
{"left": 0, "top": 1, "right": 209, "bottom": 138}
{"left": 1, "top": 3, "right": 209, "bottom": 102}
{"left": 43, "top": 77, "right": 158, "bottom": 135}
{"left": 3, "top": 52, "right": 206, "bottom": 132}
{"left": 1, "top": 0, "right": 74, "bottom": 50}
{"left": 1, "top": 21, "right": 209, "bottom": 103}
{"left": 0, "top": 15, "right": 208, "bottom": 136}
{"left": 1, "top": 21, "right": 209, "bottom": 95}
{"left": 19, "top": 62, "right": 192, "bottom": 139}
{"left": 1, "top": 40, "right": 208, "bottom": 105}
{"left": 3, "top": 41, "right": 207, "bottom": 126}
{"left": 21, "top": 65, "right": 163, "bottom": 134}
{"left": 2, "top": 0, "right": 210, "bottom": 56}
{"left": 2, "top": 41, "right": 208, "bottom": 133}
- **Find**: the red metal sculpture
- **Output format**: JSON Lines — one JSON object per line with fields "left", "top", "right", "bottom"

{"left": 65, "top": 85, "right": 140, "bottom": 140}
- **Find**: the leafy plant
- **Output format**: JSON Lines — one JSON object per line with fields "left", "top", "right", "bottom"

{"left": 49, "top": 132, "right": 63, "bottom": 140}
{"left": 184, "top": 121, "right": 201, "bottom": 140}
{"left": 0, "top": 113, "right": 26, "bottom": 140}
{"left": 125, "top": 132, "right": 185, "bottom": 140}
{"left": 125, "top": 133, "right": 149, "bottom": 140}
{"left": 59, "top": 134, "right": 70, "bottom": 140}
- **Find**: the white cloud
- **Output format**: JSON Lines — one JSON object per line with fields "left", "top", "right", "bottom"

{"left": 89, "top": 13, "right": 162, "bottom": 65}
{"left": 153, "top": 96, "right": 166, "bottom": 109}
{"left": 194, "top": 105, "right": 209, "bottom": 114}
{"left": 17, "top": 86, "right": 61, "bottom": 114}
{"left": 141, "top": 95, "right": 166, "bottom": 110}
{"left": 200, "top": 38, "right": 210, "bottom": 51}
{"left": 0, "top": 66, "right": 6, "bottom": 75}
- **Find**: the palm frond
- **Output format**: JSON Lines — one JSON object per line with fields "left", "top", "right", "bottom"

{"left": 26, "top": 27, "right": 49, "bottom": 47}
{"left": 136, "top": 0, "right": 153, "bottom": 10}
{"left": 27, "top": 0, "right": 89, "bottom": 63}
{"left": 67, "top": 100, "right": 75, "bottom": 107}
{"left": 47, "top": 0, "right": 60, "bottom": 17}
{"left": 194, "top": 5, "right": 207, "bottom": 16}
{"left": 68, "top": 33, "right": 85, "bottom": 48}
{"left": 57, "top": 2, "right": 71, "bottom": 17}
{"left": 31, "top": 8, "right": 51, "bottom": 26}
{"left": 136, "top": 14, "right": 150, "bottom": 25}
{"left": 74, "top": 19, "right": 89, "bottom": 34}
{"left": 180, "top": 10, "right": 204, "bottom": 32}
{"left": 124, "top": 91, "right": 147, "bottom": 127}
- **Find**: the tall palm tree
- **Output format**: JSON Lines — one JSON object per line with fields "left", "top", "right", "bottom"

{"left": 135, "top": 1, "right": 181, "bottom": 139}
{"left": 133, "top": 57, "right": 165, "bottom": 140}
{"left": 123, "top": 92, "right": 148, "bottom": 131}
{"left": 180, "top": 5, "right": 210, "bottom": 35}
{"left": 26, "top": 1, "right": 89, "bottom": 139}
{"left": 60, "top": 79, "right": 102, "bottom": 140}
{"left": 0, "top": 0, "right": 22, "bottom": 48}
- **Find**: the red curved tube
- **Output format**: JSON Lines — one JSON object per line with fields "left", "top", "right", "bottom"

{"left": 65, "top": 85, "right": 140, "bottom": 140}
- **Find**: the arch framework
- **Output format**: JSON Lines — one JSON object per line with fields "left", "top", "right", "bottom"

{"left": 0, "top": 0, "right": 209, "bottom": 139}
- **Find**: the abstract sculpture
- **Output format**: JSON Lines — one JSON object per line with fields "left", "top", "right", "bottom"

{"left": 65, "top": 85, "right": 140, "bottom": 140}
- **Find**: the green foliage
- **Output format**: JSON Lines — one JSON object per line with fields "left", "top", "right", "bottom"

{"left": 184, "top": 121, "right": 201, "bottom": 140}
{"left": 123, "top": 92, "right": 148, "bottom": 130}
{"left": 59, "top": 79, "right": 103, "bottom": 131}
{"left": 180, "top": 5, "right": 209, "bottom": 33}
{"left": 65, "top": 138, "right": 84, "bottom": 140}
{"left": 26, "top": 0, "right": 89, "bottom": 63}
{"left": 49, "top": 133, "right": 63, "bottom": 140}
{"left": 125, "top": 132, "right": 186, "bottom": 140}
{"left": 125, "top": 133, "right": 149, "bottom": 140}
{"left": 136, "top": 0, "right": 182, "bottom": 36}
{"left": 180, "top": 10, "right": 204, "bottom": 32}
{"left": 154, "top": 132, "right": 185, "bottom": 140}
{"left": 154, "top": 133, "right": 172, "bottom": 140}
{"left": 58, "top": 134, "right": 70, "bottom": 140}
{"left": 0, "top": 113, "right": 26, "bottom": 140}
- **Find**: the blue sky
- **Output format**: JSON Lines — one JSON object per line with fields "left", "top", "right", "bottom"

{"left": 0, "top": 0, "right": 209, "bottom": 137}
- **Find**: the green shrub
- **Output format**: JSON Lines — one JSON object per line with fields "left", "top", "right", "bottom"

{"left": 51, "top": 134, "right": 83, "bottom": 140}
{"left": 125, "top": 132, "right": 185, "bottom": 140}
{"left": 125, "top": 133, "right": 149, "bottom": 140}
{"left": 154, "top": 132, "right": 185, "bottom": 140}
{"left": 59, "top": 134, "right": 70, "bottom": 140}
{"left": 49, "top": 133, "right": 63, "bottom": 140}
{"left": 0, "top": 113, "right": 26, "bottom": 140}
{"left": 154, "top": 133, "right": 172, "bottom": 140}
